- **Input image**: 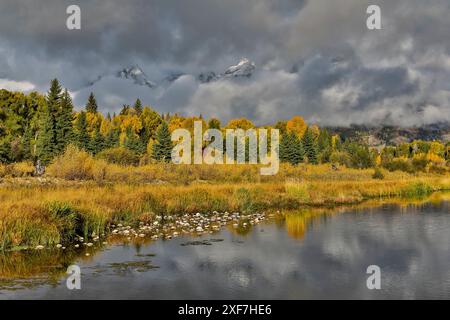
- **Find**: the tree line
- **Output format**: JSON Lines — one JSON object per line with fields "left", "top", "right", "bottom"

{"left": 1, "top": 79, "right": 450, "bottom": 173}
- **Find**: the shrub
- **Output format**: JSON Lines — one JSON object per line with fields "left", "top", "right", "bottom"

{"left": 0, "top": 162, "right": 34, "bottom": 178}
{"left": 96, "top": 147, "right": 139, "bottom": 166}
{"left": 412, "top": 154, "right": 428, "bottom": 172}
{"left": 47, "top": 145, "right": 95, "bottom": 180}
{"left": 372, "top": 167, "right": 385, "bottom": 180}
{"left": 383, "top": 157, "right": 414, "bottom": 173}
{"left": 401, "top": 181, "right": 433, "bottom": 197}
{"left": 330, "top": 151, "right": 351, "bottom": 167}
{"left": 428, "top": 164, "right": 447, "bottom": 175}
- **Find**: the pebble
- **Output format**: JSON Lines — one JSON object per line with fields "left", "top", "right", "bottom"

{"left": 35, "top": 245, "right": 44, "bottom": 250}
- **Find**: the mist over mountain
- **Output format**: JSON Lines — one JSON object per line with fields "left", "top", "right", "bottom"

{"left": 0, "top": 0, "right": 449, "bottom": 126}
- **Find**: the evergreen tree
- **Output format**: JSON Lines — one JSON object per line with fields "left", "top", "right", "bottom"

{"left": 85, "top": 92, "right": 98, "bottom": 113}
{"left": 74, "top": 111, "right": 90, "bottom": 150}
{"left": 208, "top": 118, "right": 221, "bottom": 130}
{"left": 124, "top": 126, "right": 146, "bottom": 155}
{"left": 317, "top": 128, "right": 332, "bottom": 163}
{"left": 104, "top": 128, "right": 120, "bottom": 149}
{"left": 89, "top": 126, "right": 105, "bottom": 155}
{"left": 36, "top": 107, "right": 56, "bottom": 164}
{"left": 21, "top": 124, "right": 34, "bottom": 161}
{"left": 152, "top": 121, "right": 173, "bottom": 161}
{"left": 35, "top": 79, "right": 61, "bottom": 163}
{"left": 55, "top": 89, "right": 74, "bottom": 154}
{"left": 133, "top": 99, "right": 143, "bottom": 115}
{"left": 302, "top": 127, "right": 318, "bottom": 164}
{"left": 280, "top": 131, "right": 304, "bottom": 165}
{"left": 47, "top": 79, "right": 62, "bottom": 114}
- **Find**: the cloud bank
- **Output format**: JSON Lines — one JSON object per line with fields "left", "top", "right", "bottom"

{"left": 0, "top": 0, "right": 449, "bottom": 126}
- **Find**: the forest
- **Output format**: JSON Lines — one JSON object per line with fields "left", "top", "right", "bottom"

{"left": 1, "top": 79, "right": 450, "bottom": 176}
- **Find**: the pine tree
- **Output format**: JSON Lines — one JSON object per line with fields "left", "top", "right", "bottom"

{"left": 36, "top": 107, "right": 56, "bottom": 164}
{"left": 133, "top": 99, "right": 143, "bottom": 115}
{"left": 280, "top": 131, "right": 304, "bottom": 165}
{"left": 208, "top": 118, "right": 221, "bottom": 130}
{"left": 104, "top": 128, "right": 120, "bottom": 149}
{"left": 89, "top": 126, "right": 105, "bottom": 155}
{"left": 35, "top": 79, "right": 61, "bottom": 163}
{"left": 152, "top": 121, "right": 173, "bottom": 162}
{"left": 47, "top": 79, "right": 62, "bottom": 114}
{"left": 22, "top": 124, "right": 34, "bottom": 161}
{"left": 85, "top": 92, "right": 98, "bottom": 113}
{"left": 55, "top": 89, "right": 74, "bottom": 154}
{"left": 317, "top": 128, "right": 332, "bottom": 163}
{"left": 302, "top": 127, "right": 318, "bottom": 164}
{"left": 124, "top": 126, "right": 145, "bottom": 155}
{"left": 74, "top": 111, "right": 90, "bottom": 150}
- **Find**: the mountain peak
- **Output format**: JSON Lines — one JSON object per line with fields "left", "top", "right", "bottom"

{"left": 223, "top": 58, "right": 256, "bottom": 78}
{"left": 117, "top": 65, "right": 156, "bottom": 88}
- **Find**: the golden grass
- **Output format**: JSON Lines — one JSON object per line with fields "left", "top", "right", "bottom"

{"left": 1, "top": 155, "right": 450, "bottom": 250}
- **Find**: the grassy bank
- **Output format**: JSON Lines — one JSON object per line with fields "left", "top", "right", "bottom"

{"left": 1, "top": 160, "right": 450, "bottom": 250}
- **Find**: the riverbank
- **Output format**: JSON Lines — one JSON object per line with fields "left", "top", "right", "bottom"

{"left": 1, "top": 163, "right": 450, "bottom": 251}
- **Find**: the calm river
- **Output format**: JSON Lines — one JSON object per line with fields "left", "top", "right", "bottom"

{"left": 1, "top": 199, "right": 449, "bottom": 299}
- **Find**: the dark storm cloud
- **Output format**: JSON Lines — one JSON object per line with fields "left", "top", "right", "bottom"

{"left": 0, "top": 0, "right": 449, "bottom": 126}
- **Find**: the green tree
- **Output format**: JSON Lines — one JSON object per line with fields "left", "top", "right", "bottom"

{"left": 208, "top": 118, "right": 221, "bottom": 130}
{"left": 317, "top": 128, "right": 332, "bottom": 163}
{"left": 133, "top": 99, "right": 143, "bottom": 115}
{"left": 85, "top": 92, "right": 98, "bottom": 113}
{"left": 89, "top": 127, "right": 105, "bottom": 155}
{"left": 124, "top": 126, "right": 146, "bottom": 155}
{"left": 46, "top": 79, "right": 62, "bottom": 114}
{"left": 152, "top": 121, "right": 173, "bottom": 161}
{"left": 74, "top": 111, "right": 90, "bottom": 150}
{"left": 302, "top": 127, "right": 318, "bottom": 164}
{"left": 55, "top": 89, "right": 74, "bottom": 154}
{"left": 35, "top": 106, "right": 56, "bottom": 164}
{"left": 280, "top": 131, "right": 304, "bottom": 165}
{"left": 104, "top": 128, "right": 120, "bottom": 149}
{"left": 35, "top": 79, "right": 62, "bottom": 163}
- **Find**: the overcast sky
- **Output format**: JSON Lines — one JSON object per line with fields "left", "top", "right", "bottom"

{"left": 0, "top": 0, "right": 449, "bottom": 126}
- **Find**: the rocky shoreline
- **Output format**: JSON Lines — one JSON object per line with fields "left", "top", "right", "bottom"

{"left": 31, "top": 211, "right": 271, "bottom": 253}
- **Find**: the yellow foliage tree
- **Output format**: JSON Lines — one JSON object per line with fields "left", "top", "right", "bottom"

{"left": 86, "top": 112, "right": 104, "bottom": 136}
{"left": 286, "top": 116, "right": 307, "bottom": 138}
{"left": 225, "top": 118, "right": 254, "bottom": 130}
{"left": 309, "top": 124, "right": 320, "bottom": 140}
{"left": 168, "top": 115, "right": 185, "bottom": 132}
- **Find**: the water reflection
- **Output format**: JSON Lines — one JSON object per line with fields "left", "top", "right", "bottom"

{"left": 1, "top": 194, "right": 449, "bottom": 299}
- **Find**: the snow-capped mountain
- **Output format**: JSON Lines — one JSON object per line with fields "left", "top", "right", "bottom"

{"left": 223, "top": 58, "right": 256, "bottom": 78}
{"left": 78, "top": 58, "right": 256, "bottom": 92}
{"left": 198, "top": 58, "right": 256, "bottom": 83}
{"left": 117, "top": 65, "right": 156, "bottom": 88}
